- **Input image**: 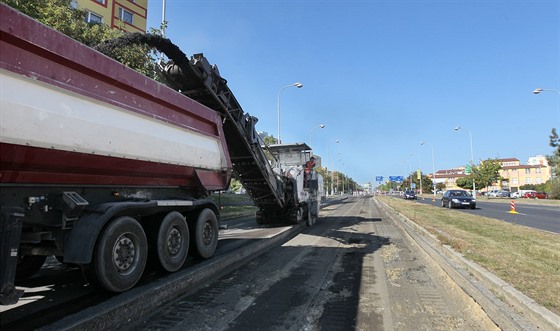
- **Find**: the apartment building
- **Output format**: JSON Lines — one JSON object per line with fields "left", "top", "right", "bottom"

{"left": 498, "top": 156, "right": 551, "bottom": 191}
{"left": 73, "top": 0, "right": 148, "bottom": 33}
{"left": 429, "top": 168, "right": 467, "bottom": 190}
{"left": 428, "top": 156, "right": 552, "bottom": 192}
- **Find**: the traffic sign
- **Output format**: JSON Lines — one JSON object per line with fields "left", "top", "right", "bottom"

{"left": 376, "top": 176, "right": 383, "bottom": 182}
{"left": 389, "top": 176, "right": 404, "bottom": 183}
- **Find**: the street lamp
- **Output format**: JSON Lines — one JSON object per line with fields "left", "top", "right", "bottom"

{"left": 402, "top": 160, "right": 410, "bottom": 191}
{"left": 420, "top": 141, "right": 436, "bottom": 201}
{"left": 310, "top": 124, "right": 325, "bottom": 147}
{"left": 533, "top": 87, "right": 560, "bottom": 130}
{"left": 410, "top": 152, "right": 422, "bottom": 194}
{"left": 277, "top": 82, "right": 303, "bottom": 144}
{"left": 533, "top": 88, "right": 559, "bottom": 95}
{"left": 326, "top": 139, "right": 339, "bottom": 196}
{"left": 454, "top": 126, "right": 476, "bottom": 195}
{"left": 336, "top": 153, "right": 342, "bottom": 195}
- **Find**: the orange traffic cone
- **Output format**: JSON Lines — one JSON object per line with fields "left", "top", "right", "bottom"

{"left": 509, "top": 200, "right": 518, "bottom": 214}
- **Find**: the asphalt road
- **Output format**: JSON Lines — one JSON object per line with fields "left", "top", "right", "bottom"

{"left": 126, "top": 196, "right": 499, "bottom": 331}
{"left": 0, "top": 216, "right": 295, "bottom": 330}
{"left": 2, "top": 197, "right": 550, "bottom": 330}
{"left": 415, "top": 198, "right": 560, "bottom": 233}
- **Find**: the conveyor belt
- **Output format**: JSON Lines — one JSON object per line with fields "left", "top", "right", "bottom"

{"left": 96, "top": 34, "right": 286, "bottom": 208}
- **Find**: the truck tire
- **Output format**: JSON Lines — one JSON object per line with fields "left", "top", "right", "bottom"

{"left": 156, "top": 211, "right": 189, "bottom": 272}
{"left": 189, "top": 209, "right": 218, "bottom": 259}
{"left": 91, "top": 216, "right": 148, "bottom": 293}
{"left": 16, "top": 255, "right": 47, "bottom": 280}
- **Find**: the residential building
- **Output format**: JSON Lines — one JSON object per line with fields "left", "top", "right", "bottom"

{"left": 498, "top": 156, "right": 552, "bottom": 191}
{"left": 428, "top": 167, "right": 467, "bottom": 190}
{"left": 429, "top": 156, "right": 552, "bottom": 192}
{"left": 73, "top": 0, "right": 148, "bottom": 33}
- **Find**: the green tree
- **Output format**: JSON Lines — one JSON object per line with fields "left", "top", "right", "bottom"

{"left": 547, "top": 128, "right": 560, "bottom": 176}
{"left": 436, "top": 182, "right": 446, "bottom": 192}
{"left": 229, "top": 178, "right": 243, "bottom": 193}
{"left": 2, "top": 0, "right": 120, "bottom": 45}
{"left": 378, "top": 180, "right": 402, "bottom": 192}
{"left": 2, "top": 0, "right": 158, "bottom": 78}
{"left": 456, "top": 159, "right": 502, "bottom": 193}
{"left": 455, "top": 176, "right": 472, "bottom": 189}
{"left": 546, "top": 129, "right": 560, "bottom": 199}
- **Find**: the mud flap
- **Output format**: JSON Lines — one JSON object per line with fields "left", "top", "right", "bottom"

{"left": 0, "top": 207, "right": 25, "bottom": 305}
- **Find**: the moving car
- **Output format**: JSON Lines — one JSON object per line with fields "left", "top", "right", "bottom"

{"left": 441, "top": 190, "right": 476, "bottom": 209}
{"left": 403, "top": 190, "right": 417, "bottom": 200}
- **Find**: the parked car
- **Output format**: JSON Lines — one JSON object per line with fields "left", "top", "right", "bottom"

{"left": 488, "top": 190, "right": 499, "bottom": 197}
{"left": 510, "top": 191, "right": 521, "bottom": 198}
{"left": 441, "top": 190, "right": 476, "bottom": 209}
{"left": 403, "top": 190, "right": 417, "bottom": 200}
{"left": 519, "top": 190, "right": 536, "bottom": 198}
{"left": 536, "top": 192, "right": 549, "bottom": 199}
{"left": 525, "top": 191, "right": 548, "bottom": 199}
{"left": 497, "top": 190, "right": 510, "bottom": 198}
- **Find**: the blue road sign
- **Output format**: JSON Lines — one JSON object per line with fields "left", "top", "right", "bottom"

{"left": 389, "top": 176, "right": 404, "bottom": 182}
{"left": 376, "top": 176, "right": 383, "bottom": 182}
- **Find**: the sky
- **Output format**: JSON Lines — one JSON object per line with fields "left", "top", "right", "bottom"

{"left": 146, "top": 0, "right": 559, "bottom": 185}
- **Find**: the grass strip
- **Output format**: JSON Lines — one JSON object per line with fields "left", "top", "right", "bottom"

{"left": 209, "top": 193, "right": 257, "bottom": 219}
{"left": 377, "top": 195, "right": 560, "bottom": 315}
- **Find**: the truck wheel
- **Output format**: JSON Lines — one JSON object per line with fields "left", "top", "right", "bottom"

{"left": 189, "top": 209, "right": 218, "bottom": 259}
{"left": 91, "top": 216, "right": 147, "bottom": 293}
{"left": 16, "top": 255, "right": 47, "bottom": 280}
{"left": 156, "top": 212, "right": 189, "bottom": 272}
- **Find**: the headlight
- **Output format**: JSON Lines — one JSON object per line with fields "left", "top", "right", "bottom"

{"left": 452, "top": 199, "right": 460, "bottom": 203}
{"left": 472, "top": 199, "right": 476, "bottom": 202}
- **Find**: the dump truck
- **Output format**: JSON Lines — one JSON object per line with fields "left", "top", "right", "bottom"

{"left": 0, "top": 4, "right": 322, "bottom": 305}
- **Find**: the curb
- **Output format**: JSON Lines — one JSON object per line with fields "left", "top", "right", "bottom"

{"left": 40, "top": 223, "right": 304, "bottom": 331}
{"left": 375, "top": 198, "right": 560, "bottom": 331}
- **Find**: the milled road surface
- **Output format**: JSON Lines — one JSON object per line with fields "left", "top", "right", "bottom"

{"left": 128, "top": 196, "right": 497, "bottom": 330}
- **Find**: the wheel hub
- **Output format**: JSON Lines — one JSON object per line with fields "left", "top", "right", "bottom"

{"left": 202, "top": 222, "right": 213, "bottom": 245}
{"left": 167, "top": 228, "right": 182, "bottom": 256}
{"left": 113, "top": 234, "right": 135, "bottom": 272}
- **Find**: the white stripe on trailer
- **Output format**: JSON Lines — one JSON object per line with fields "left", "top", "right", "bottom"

{"left": 0, "top": 69, "right": 226, "bottom": 170}
{"left": 156, "top": 200, "right": 195, "bottom": 206}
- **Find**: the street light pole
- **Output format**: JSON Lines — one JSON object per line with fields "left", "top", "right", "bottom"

{"left": 402, "top": 160, "right": 409, "bottom": 191}
{"left": 454, "top": 126, "right": 476, "bottom": 195}
{"left": 421, "top": 141, "right": 436, "bottom": 201}
{"left": 161, "top": 0, "right": 166, "bottom": 36}
{"left": 405, "top": 158, "right": 412, "bottom": 190}
{"left": 410, "top": 152, "right": 422, "bottom": 194}
{"left": 325, "top": 139, "right": 339, "bottom": 196}
{"left": 277, "top": 82, "right": 303, "bottom": 144}
{"left": 310, "top": 124, "right": 325, "bottom": 147}
{"left": 533, "top": 87, "right": 560, "bottom": 131}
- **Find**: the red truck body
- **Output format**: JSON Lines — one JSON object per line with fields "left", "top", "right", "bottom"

{"left": 0, "top": 4, "right": 232, "bottom": 304}
{"left": 0, "top": 5, "right": 231, "bottom": 190}
{"left": 0, "top": 4, "right": 321, "bottom": 305}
